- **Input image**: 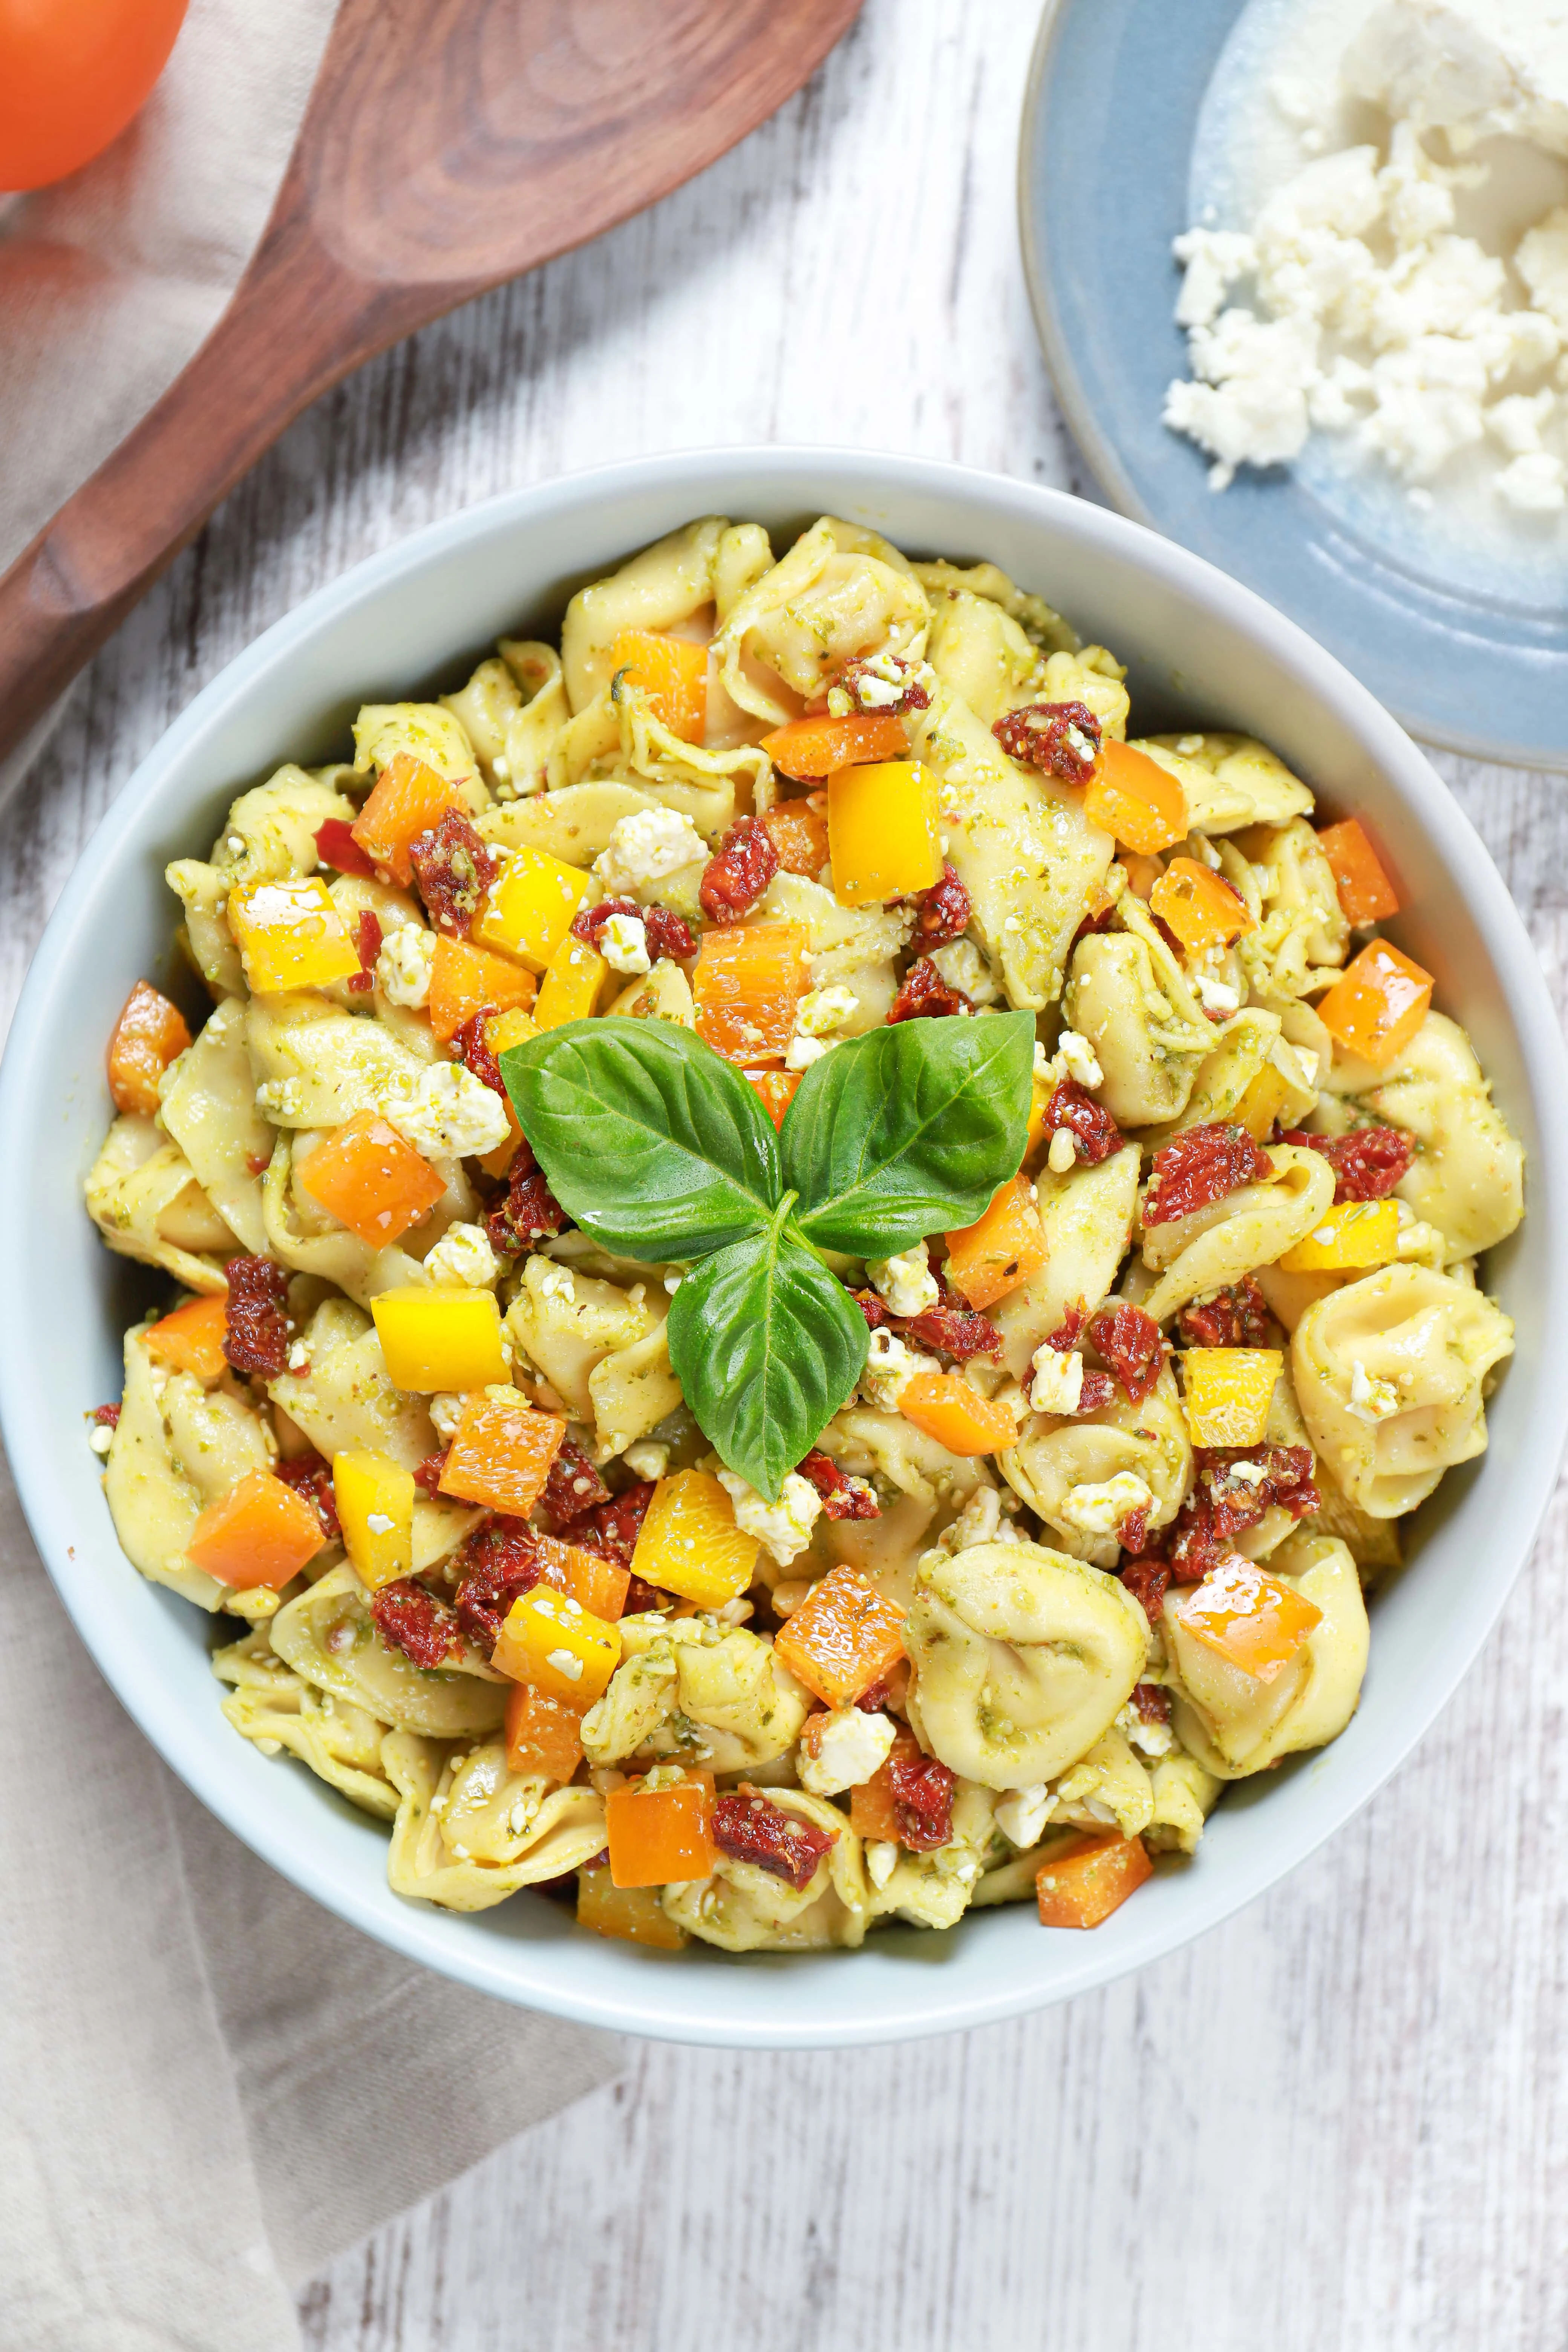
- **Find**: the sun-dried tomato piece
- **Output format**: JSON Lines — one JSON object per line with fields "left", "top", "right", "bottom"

{"left": 1167, "top": 1444, "right": 1319, "bottom": 1580}
{"left": 1066, "top": 1369, "right": 1118, "bottom": 1415}
{"left": 559, "top": 1479, "right": 658, "bottom": 1569}
{"left": 1086, "top": 1301, "right": 1164, "bottom": 1404}
{"left": 896, "top": 1297, "right": 1004, "bottom": 1361}
{"left": 853, "top": 1288, "right": 891, "bottom": 1331}
{"left": 1178, "top": 1274, "right": 1273, "bottom": 1350}
{"left": 623, "top": 1574, "right": 665, "bottom": 1614}
{"left": 408, "top": 808, "right": 496, "bottom": 938}
{"left": 1046, "top": 1305, "right": 1087, "bottom": 1352}
{"left": 371, "top": 1578, "right": 462, "bottom": 1669}
{"left": 1119, "top": 1559, "right": 1170, "bottom": 1623}
{"left": 1279, "top": 1125, "right": 1412, "bottom": 1203}
{"left": 796, "top": 1447, "right": 880, "bottom": 1521}
{"left": 347, "top": 908, "right": 383, "bottom": 996}
{"left": 1132, "top": 1680, "right": 1171, "bottom": 1725}
{"left": 886, "top": 1746, "right": 955, "bottom": 1851}
{"left": 222, "top": 1256, "right": 292, "bottom": 1377}
{"left": 92, "top": 1401, "right": 121, "bottom": 1428}
{"left": 888, "top": 957, "right": 970, "bottom": 1023}
{"left": 1119, "top": 1501, "right": 1152, "bottom": 1555}
{"left": 572, "top": 896, "right": 697, "bottom": 963}
{"left": 453, "top": 1006, "right": 505, "bottom": 1096}
{"left": 699, "top": 816, "right": 779, "bottom": 924}
{"left": 541, "top": 1438, "right": 611, "bottom": 1526}
{"left": 711, "top": 1788, "right": 837, "bottom": 1891}
{"left": 992, "top": 700, "right": 1103, "bottom": 782}
{"left": 314, "top": 818, "right": 376, "bottom": 878}
{"left": 451, "top": 1516, "right": 553, "bottom": 1651}
{"left": 1042, "top": 1078, "right": 1124, "bottom": 1168}
{"left": 834, "top": 652, "right": 933, "bottom": 716}
{"left": 910, "top": 862, "right": 972, "bottom": 951}
{"left": 412, "top": 1451, "right": 449, "bottom": 1498}
{"left": 854, "top": 1658, "right": 909, "bottom": 1715}
{"left": 1142, "top": 1123, "right": 1271, "bottom": 1228}
{"left": 485, "top": 1158, "right": 567, "bottom": 1259}
{"left": 1069, "top": 898, "right": 1117, "bottom": 953}
{"left": 275, "top": 1453, "right": 340, "bottom": 1540}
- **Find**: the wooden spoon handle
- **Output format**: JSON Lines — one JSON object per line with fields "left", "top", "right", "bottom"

{"left": 0, "top": 224, "right": 388, "bottom": 766}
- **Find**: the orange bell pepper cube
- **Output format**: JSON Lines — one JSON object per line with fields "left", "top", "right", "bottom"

{"left": 761, "top": 710, "right": 910, "bottom": 779}
{"left": 897, "top": 1370, "right": 1019, "bottom": 1456}
{"left": 827, "top": 760, "right": 944, "bottom": 907}
{"left": 577, "top": 1865, "right": 688, "bottom": 1949}
{"left": 691, "top": 922, "right": 809, "bottom": 1063}
{"left": 1167, "top": 1555, "right": 1323, "bottom": 1681}
{"left": 438, "top": 1392, "right": 566, "bottom": 1517}
{"left": 773, "top": 1563, "right": 906, "bottom": 1707}
{"left": 349, "top": 752, "right": 464, "bottom": 887}
{"left": 1035, "top": 1832, "right": 1153, "bottom": 1929}
{"left": 630, "top": 1468, "right": 760, "bottom": 1609}
{"left": 762, "top": 798, "right": 831, "bottom": 877}
{"left": 534, "top": 932, "right": 607, "bottom": 1031}
{"left": 1083, "top": 740, "right": 1188, "bottom": 855}
{"left": 504, "top": 1683, "right": 587, "bottom": 1781}
{"left": 427, "top": 936, "right": 537, "bottom": 1044}
{"left": 944, "top": 1174, "right": 1048, "bottom": 1309}
{"left": 1148, "top": 856, "right": 1254, "bottom": 959}
{"left": 848, "top": 1724, "right": 923, "bottom": 1843}
{"left": 744, "top": 1067, "right": 802, "bottom": 1130}
{"left": 512, "top": 1529, "right": 631, "bottom": 1622}
{"left": 1317, "top": 940, "right": 1433, "bottom": 1067}
{"left": 296, "top": 1110, "right": 447, "bottom": 1246}
{"left": 491, "top": 1585, "right": 621, "bottom": 1704}
{"left": 186, "top": 1468, "right": 328, "bottom": 1590}
{"left": 143, "top": 1293, "right": 229, "bottom": 1382}
{"left": 610, "top": 628, "right": 708, "bottom": 744}
{"left": 605, "top": 1772, "right": 717, "bottom": 1887}
{"left": 1317, "top": 818, "right": 1399, "bottom": 925}
{"left": 106, "top": 980, "right": 191, "bottom": 1117}
{"left": 227, "top": 877, "right": 364, "bottom": 995}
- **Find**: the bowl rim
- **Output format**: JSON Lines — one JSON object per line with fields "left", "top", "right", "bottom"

{"left": 4, "top": 443, "right": 1566, "bottom": 2048}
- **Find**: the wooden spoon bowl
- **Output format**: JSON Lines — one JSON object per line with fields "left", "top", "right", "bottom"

{"left": 0, "top": 0, "right": 861, "bottom": 769}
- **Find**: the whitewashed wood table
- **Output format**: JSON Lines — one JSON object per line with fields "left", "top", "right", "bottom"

{"left": 3, "top": 5, "right": 1565, "bottom": 2345}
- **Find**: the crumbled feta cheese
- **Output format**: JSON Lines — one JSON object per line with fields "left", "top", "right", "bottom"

{"left": 1055, "top": 1028, "right": 1103, "bottom": 1089}
{"left": 716, "top": 1467, "right": 822, "bottom": 1565}
{"left": 623, "top": 1440, "right": 670, "bottom": 1479}
{"left": 1117, "top": 1701, "right": 1175, "bottom": 1761}
{"left": 1194, "top": 972, "right": 1241, "bottom": 1016}
{"left": 534, "top": 1263, "right": 576, "bottom": 1303}
{"left": 89, "top": 1423, "right": 114, "bottom": 1457}
{"left": 1058, "top": 1471, "right": 1155, "bottom": 1538}
{"left": 593, "top": 807, "right": 707, "bottom": 893}
{"left": 994, "top": 1784, "right": 1054, "bottom": 1848}
{"left": 546, "top": 1649, "right": 583, "bottom": 1682}
{"left": 429, "top": 1392, "right": 465, "bottom": 1442}
{"left": 866, "top": 1840, "right": 900, "bottom": 1890}
{"left": 386, "top": 1062, "right": 510, "bottom": 1159}
{"left": 1280, "top": 1041, "right": 1319, "bottom": 1089}
{"left": 941, "top": 1485, "right": 1003, "bottom": 1552}
{"left": 287, "top": 1341, "right": 310, "bottom": 1372}
{"left": 798, "top": 1706, "right": 898, "bottom": 1797}
{"left": 867, "top": 1240, "right": 939, "bottom": 1319}
{"left": 928, "top": 939, "right": 1000, "bottom": 1006}
{"left": 423, "top": 1222, "right": 500, "bottom": 1288}
{"left": 1497, "top": 450, "right": 1567, "bottom": 510}
{"left": 375, "top": 924, "right": 436, "bottom": 1008}
{"left": 366, "top": 1511, "right": 395, "bottom": 1535}
{"left": 1047, "top": 1127, "right": 1078, "bottom": 1175}
{"left": 785, "top": 1034, "right": 830, "bottom": 1072}
{"left": 599, "top": 911, "right": 651, "bottom": 975}
{"left": 1028, "top": 1343, "right": 1085, "bottom": 1416}
{"left": 859, "top": 1326, "right": 939, "bottom": 1410}
{"left": 1347, "top": 1356, "right": 1403, "bottom": 1421}
{"left": 796, "top": 982, "right": 859, "bottom": 1037}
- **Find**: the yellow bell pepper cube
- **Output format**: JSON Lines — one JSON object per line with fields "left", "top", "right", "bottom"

{"left": 1278, "top": 1197, "right": 1401, "bottom": 1272}
{"left": 827, "top": 760, "right": 943, "bottom": 908}
{"left": 477, "top": 1005, "right": 541, "bottom": 1178}
{"left": 1233, "top": 1061, "right": 1291, "bottom": 1143}
{"left": 1179, "top": 1348, "right": 1283, "bottom": 1447}
{"left": 370, "top": 1285, "right": 510, "bottom": 1391}
{"left": 629, "top": 1469, "right": 760, "bottom": 1610}
{"left": 534, "top": 933, "right": 608, "bottom": 1030}
{"left": 473, "top": 845, "right": 591, "bottom": 972}
{"left": 492, "top": 1585, "right": 621, "bottom": 1705}
{"left": 332, "top": 1449, "right": 416, "bottom": 1590}
{"left": 227, "top": 877, "right": 363, "bottom": 995}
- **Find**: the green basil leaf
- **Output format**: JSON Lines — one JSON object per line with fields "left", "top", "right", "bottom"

{"left": 499, "top": 1017, "right": 781, "bottom": 1261}
{"left": 782, "top": 1011, "right": 1036, "bottom": 1257}
{"left": 666, "top": 1205, "right": 868, "bottom": 1502}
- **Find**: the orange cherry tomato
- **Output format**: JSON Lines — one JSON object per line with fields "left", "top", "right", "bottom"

{"left": 0, "top": 0, "right": 190, "bottom": 192}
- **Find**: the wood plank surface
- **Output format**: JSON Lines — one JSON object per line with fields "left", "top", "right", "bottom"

{"left": 2, "top": 5, "right": 1563, "bottom": 2346}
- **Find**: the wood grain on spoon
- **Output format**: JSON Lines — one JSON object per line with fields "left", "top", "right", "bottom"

{"left": 0, "top": 0, "right": 861, "bottom": 767}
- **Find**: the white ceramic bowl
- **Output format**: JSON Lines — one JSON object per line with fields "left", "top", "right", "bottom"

{"left": 4, "top": 449, "right": 1565, "bottom": 2049}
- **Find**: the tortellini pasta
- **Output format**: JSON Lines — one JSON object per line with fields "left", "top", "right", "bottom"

{"left": 1167, "top": 1536, "right": 1370, "bottom": 1777}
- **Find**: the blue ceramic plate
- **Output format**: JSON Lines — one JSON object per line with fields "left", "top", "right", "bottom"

{"left": 1019, "top": 0, "right": 1568, "bottom": 770}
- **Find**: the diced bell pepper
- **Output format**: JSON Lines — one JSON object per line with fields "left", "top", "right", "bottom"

{"left": 610, "top": 628, "right": 708, "bottom": 744}
{"left": 744, "top": 1067, "right": 801, "bottom": 1130}
{"left": 534, "top": 932, "right": 607, "bottom": 1031}
{"left": 1083, "top": 740, "right": 1188, "bottom": 855}
{"left": 370, "top": 1285, "right": 510, "bottom": 1391}
{"left": 1166, "top": 1555, "right": 1322, "bottom": 1681}
{"left": 228, "top": 877, "right": 364, "bottom": 995}
{"left": 1316, "top": 818, "right": 1399, "bottom": 925}
{"left": 297, "top": 1111, "right": 447, "bottom": 1246}
{"left": 827, "top": 760, "right": 943, "bottom": 907}
{"left": 504, "top": 1683, "right": 586, "bottom": 1781}
{"left": 629, "top": 1469, "right": 760, "bottom": 1609}
{"left": 691, "top": 922, "right": 808, "bottom": 1063}
{"left": 349, "top": 753, "right": 463, "bottom": 887}
{"left": 437, "top": 1390, "right": 565, "bottom": 1516}
{"left": 491, "top": 1584, "right": 620, "bottom": 1704}
{"left": 944, "top": 1175, "right": 1047, "bottom": 1309}
{"left": 332, "top": 1449, "right": 415, "bottom": 1589}
{"left": 1035, "top": 1833, "right": 1153, "bottom": 1928}
{"left": 577, "top": 1865, "right": 688, "bottom": 1949}
{"left": 1316, "top": 941, "right": 1433, "bottom": 1067}
{"left": 761, "top": 711, "right": 910, "bottom": 779}
{"left": 186, "top": 1469, "right": 327, "bottom": 1590}
{"left": 106, "top": 980, "right": 191, "bottom": 1116}
{"left": 473, "top": 845, "right": 591, "bottom": 973}
{"left": 897, "top": 1371, "right": 1019, "bottom": 1456}
{"left": 143, "top": 1293, "right": 229, "bottom": 1382}
{"left": 1148, "top": 856, "right": 1253, "bottom": 958}
{"left": 1278, "top": 1197, "right": 1401, "bottom": 1272}
{"left": 761, "top": 798, "right": 831, "bottom": 876}
{"left": 1179, "top": 1348, "right": 1282, "bottom": 1447}
{"left": 773, "top": 1563, "right": 906, "bottom": 1707}
{"left": 605, "top": 1772, "right": 717, "bottom": 1887}
{"left": 427, "top": 935, "right": 537, "bottom": 1043}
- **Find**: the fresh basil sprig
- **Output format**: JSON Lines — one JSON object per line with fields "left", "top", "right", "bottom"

{"left": 501, "top": 1009, "right": 1034, "bottom": 1500}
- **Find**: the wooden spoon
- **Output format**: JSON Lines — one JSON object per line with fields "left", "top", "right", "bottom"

{"left": 0, "top": 0, "right": 861, "bottom": 768}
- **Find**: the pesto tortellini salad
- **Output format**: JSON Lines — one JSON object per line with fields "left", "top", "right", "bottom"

{"left": 86, "top": 514, "right": 1523, "bottom": 1952}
